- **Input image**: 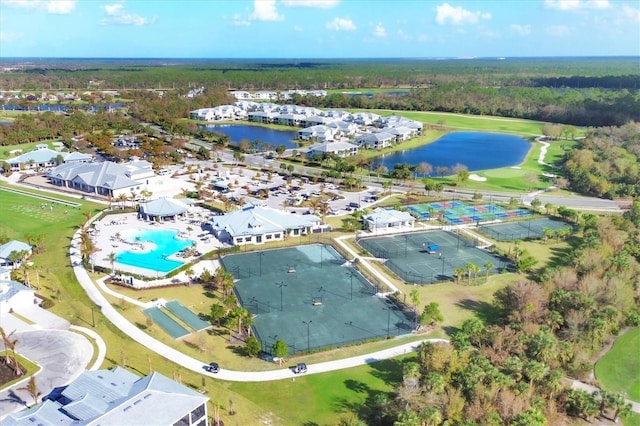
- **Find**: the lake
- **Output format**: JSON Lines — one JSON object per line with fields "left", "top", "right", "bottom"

{"left": 199, "top": 124, "right": 300, "bottom": 150}
{"left": 372, "top": 132, "right": 531, "bottom": 172}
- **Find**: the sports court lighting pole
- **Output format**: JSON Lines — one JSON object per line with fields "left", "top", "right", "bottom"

{"left": 385, "top": 308, "right": 391, "bottom": 338}
{"left": 276, "top": 281, "right": 287, "bottom": 312}
{"left": 257, "top": 252, "right": 265, "bottom": 276}
{"left": 346, "top": 271, "right": 354, "bottom": 300}
{"left": 404, "top": 235, "right": 408, "bottom": 256}
{"left": 303, "top": 320, "right": 312, "bottom": 352}
{"left": 440, "top": 253, "right": 445, "bottom": 275}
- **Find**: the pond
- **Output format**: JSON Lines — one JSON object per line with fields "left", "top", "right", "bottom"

{"left": 372, "top": 132, "right": 531, "bottom": 172}
{"left": 199, "top": 124, "right": 300, "bottom": 150}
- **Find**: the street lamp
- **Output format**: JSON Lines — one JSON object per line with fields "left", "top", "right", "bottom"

{"left": 346, "top": 271, "right": 354, "bottom": 300}
{"left": 440, "top": 252, "right": 445, "bottom": 276}
{"left": 276, "top": 281, "right": 287, "bottom": 312}
{"left": 404, "top": 234, "right": 408, "bottom": 256}
{"left": 303, "top": 320, "right": 312, "bottom": 353}
{"left": 257, "top": 252, "right": 265, "bottom": 276}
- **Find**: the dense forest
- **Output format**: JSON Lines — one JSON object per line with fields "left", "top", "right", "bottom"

{"left": 360, "top": 206, "right": 640, "bottom": 425}
{"left": 562, "top": 122, "right": 640, "bottom": 198}
{"left": 1, "top": 57, "right": 639, "bottom": 126}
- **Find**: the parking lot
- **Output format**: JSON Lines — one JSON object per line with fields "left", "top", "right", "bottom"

{"left": 181, "top": 158, "right": 382, "bottom": 216}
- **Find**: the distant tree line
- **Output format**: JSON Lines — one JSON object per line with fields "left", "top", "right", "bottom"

{"left": 1, "top": 58, "right": 638, "bottom": 126}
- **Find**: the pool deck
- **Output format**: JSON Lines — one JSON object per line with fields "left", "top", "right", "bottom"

{"left": 89, "top": 210, "right": 226, "bottom": 287}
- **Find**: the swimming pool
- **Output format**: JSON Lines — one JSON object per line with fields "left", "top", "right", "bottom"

{"left": 116, "top": 229, "right": 194, "bottom": 273}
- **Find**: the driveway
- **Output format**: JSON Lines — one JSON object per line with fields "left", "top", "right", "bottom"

{"left": 0, "top": 329, "right": 93, "bottom": 419}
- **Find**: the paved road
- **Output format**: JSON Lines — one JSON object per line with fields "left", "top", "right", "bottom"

{"left": 0, "top": 329, "right": 93, "bottom": 419}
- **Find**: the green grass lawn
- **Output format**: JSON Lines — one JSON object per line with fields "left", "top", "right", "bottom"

{"left": 229, "top": 353, "right": 412, "bottom": 425}
{"left": 595, "top": 327, "right": 640, "bottom": 401}
{"left": 622, "top": 412, "right": 640, "bottom": 426}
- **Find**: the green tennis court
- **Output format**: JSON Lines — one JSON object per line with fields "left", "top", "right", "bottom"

{"left": 358, "top": 230, "right": 504, "bottom": 284}
{"left": 143, "top": 306, "right": 190, "bottom": 339}
{"left": 165, "top": 300, "right": 211, "bottom": 331}
{"left": 221, "top": 244, "right": 412, "bottom": 356}
{"left": 478, "top": 217, "right": 573, "bottom": 241}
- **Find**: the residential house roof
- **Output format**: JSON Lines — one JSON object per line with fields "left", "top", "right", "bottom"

{"left": 0, "top": 240, "right": 31, "bottom": 261}
{"left": 7, "top": 367, "right": 209, "bottom": 426}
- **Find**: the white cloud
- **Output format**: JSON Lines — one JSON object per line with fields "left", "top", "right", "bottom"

{"left": 622, "top": 4, "right": 640, "bottom": 22}
{"left": 373, "top": 23, "right": 386, "bottom": 38}
{"left": 547, "top": 25, "right": 571, "bottom": 36}
{"left": 102, "top": 2, "right": 155, "bottom": 26}
{"left": 0, "top": 31, "right": 23, "bottom": 42}
{"left": 544, "top": 0, "right": 581, "bottom": 10}
{"left": 2, "top": 0, "right": 76, "bottom": 14}
{"left": 47, "top": 0, "right": 76, "bottom": 14}
{"left": 510, "top": 24, "right": 532, "bottom": 35}
{"left": 293, "top": 25, "right": 303, "bottom": 31}
{"left": 325, "top": 17, "right": 356, "bottom": 31}
{"left": 397, "top": 29, "right": 412, "bottom": 40}
{"left": 435, "top": 3, "right": 491, "bottom": 25}
{"left": 588, "top": 0, "right": 611, "bottom": 10}
{"left": 545, "top": 0, "right": 610, "bottom": 10}
{"left": 249, "top": 0, "right": 283, "bottom": 21}
{"left": 281, "top": 0, "right": 339, "bottom": 8}
{"left": 1, "top": 0, "right": 40, "bottom": 9}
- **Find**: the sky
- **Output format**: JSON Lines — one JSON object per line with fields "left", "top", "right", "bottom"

{"left": 0, "top": 0, "right": 639, "bottom": 58}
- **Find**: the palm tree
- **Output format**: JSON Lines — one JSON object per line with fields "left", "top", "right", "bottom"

{"left": 0, "top": 327, "right": 22, "bottom": 375}
{"left": 116, "top": 193, "right": 128, "bottom": 210}
{"left": 18, "top": 376, "right": 40, "bottom": 408}
{"left": 108, "top": 252, "right": 117, "bottom": 275}
{"left": 483, "top": 261, "right": 494, "bottom": 282}
{"left": 464, "top": 262, "right": 475, "bottom": 285}
{"left": 453, "top": 267, "right": 465, "bottom": 284}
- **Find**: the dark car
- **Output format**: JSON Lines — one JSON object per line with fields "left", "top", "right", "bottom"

{"left": 205, "top": 362, "right": 220, "bottom": 373}
{"left": 294, "top": 363, "right": 307, "bottom": 374}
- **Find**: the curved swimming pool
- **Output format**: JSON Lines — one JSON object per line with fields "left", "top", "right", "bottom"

{"left": 116, "top": 229, "right": 194, "bottom": 274}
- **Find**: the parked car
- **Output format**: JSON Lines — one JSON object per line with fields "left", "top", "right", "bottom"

{"left": 294, "top": 363, "right": 307, "bottom": 374}
{"left": 204, "top": 362, "right": 220, "bottom": 373}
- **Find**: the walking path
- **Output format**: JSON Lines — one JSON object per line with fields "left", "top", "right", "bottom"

{"left": 70, "top": 227, "right": 446, "bottom": 381}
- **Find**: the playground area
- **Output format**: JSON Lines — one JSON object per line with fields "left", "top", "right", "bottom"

{"left": 478, "top": 217, "right": 573, "bottom": 241}
{"left": 406, "top": 200, "right": 531, "bottom": 224}
{"left": 220, "top": 244, "right": 411, "bottom": 355}
{"left": 358, "top": 230, "right": 503, "bottom": 284}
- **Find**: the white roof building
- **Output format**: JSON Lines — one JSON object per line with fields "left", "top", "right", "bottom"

{"left": 7, "top": 367, "right": 209, "bottom": 426}
{"left": 210, "top": 205, "right": 321, "bottom": 246}
{"left": 0, "top": 240, "right": 32, "bottom": 268}
{"left": 307, "top": 141, "right": 359, "bottom": 158}
{"left": 363, "top": 208, "right": 415, "bottom": 232}
{"left": 47, "top": 160, "right": 153, "bottom": 198}
{"left": 6, "top": 143, "right": 92, "bottom": 171}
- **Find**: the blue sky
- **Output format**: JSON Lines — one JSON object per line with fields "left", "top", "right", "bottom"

{"left": 0, "top": 0, "right": 638, "bottom": 58}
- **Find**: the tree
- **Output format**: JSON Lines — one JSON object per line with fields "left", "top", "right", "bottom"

{"left": 416, "top": 162, "right": 432, "bottom": 178}
{"left": 107, "top": 251, "right": 117, "bottom": 275}
{"left": 419, "top": 302, "right": 443, "bottom": 326}
{"left": 483, "top": 261, "right": 494, "bottom": 282}
{"left": 410, "top": 288, "right": 420, "bottom": 326}
{"left": 566, "top": 389, "right": 599, "bottom": 421}
{"left": 18, "top": 376, "right": 41, "bottom": 408}
{"left": 0, "top": 327, "right": 22, "bottom": 375}
{"left": 209, "top": 304, "right": 225, "bottom": 326}
{"left": 530, "top": 198, "right": 542, "bottom": 212}
{"left": 245, "top": 335, "right": 261, "bottom": 357}
{"left": 272, "top": 339, "right": 288, "bottom": 365}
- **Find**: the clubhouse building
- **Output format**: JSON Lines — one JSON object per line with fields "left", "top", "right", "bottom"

{"left": 209, "top": 205, "right": 322, "bottom": 246}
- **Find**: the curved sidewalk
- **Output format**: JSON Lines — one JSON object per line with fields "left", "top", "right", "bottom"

{"left": 70, "top": 228, "right": 443, "bottom": 381}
